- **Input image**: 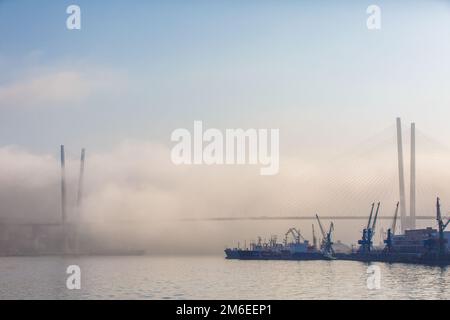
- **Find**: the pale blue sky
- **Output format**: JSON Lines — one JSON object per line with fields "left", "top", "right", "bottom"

{"left": 1, "top": 0, "right": 450, "bottom": 156}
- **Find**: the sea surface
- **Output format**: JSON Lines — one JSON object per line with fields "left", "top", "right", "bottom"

{"left": 0, "top": 255, "right": 449, "bottom": 299}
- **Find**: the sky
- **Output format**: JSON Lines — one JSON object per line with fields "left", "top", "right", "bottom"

{"left": 1, "top": 0, "right": 450, "bottom": 252}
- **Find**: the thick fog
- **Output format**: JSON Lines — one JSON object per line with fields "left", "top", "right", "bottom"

{"left": 1, "top": 129, "right": 450, "bottom": 254}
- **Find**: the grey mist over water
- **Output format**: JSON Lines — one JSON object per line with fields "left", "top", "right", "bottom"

{"left": 0, "top": 255, "right": 449, "bottom": 300}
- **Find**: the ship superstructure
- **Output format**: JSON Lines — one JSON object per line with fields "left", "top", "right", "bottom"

{"left": 225, "top": 220, "right": 333, "bottom": 261}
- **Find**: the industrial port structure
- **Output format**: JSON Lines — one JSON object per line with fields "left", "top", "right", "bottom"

{"left": 225, "top": 196, "right": 450, "bottom": 264}
{"left": 225, "top": 118, "right": 450, "bottom": 265}
{"left": 1, "top": 118, "right": 449, "bottom": 260}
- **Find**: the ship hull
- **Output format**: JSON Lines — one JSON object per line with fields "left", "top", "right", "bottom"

{"left": 225, "top": 248, "right": 450, "bottom": 265}
{"left": 225, "top": 249, "right": 326, "bottom": 261}
{"left": 335, "top": 252, "right": 450, "bottom": 266}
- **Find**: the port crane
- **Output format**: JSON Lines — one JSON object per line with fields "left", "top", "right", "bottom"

{"left": 384, "top": 202, "right": 399, "bottom": 252}
{"left": 315, "top": 214, "right": 335, "bottom": 258}
{"left": 423, "top": 197, "right": 450, "bottom": 256}
{"left": 436, "top": 197, "right": 450, "bottom": 257}
{"left": 358, "top": 202, "right": 380, "bottom": 253}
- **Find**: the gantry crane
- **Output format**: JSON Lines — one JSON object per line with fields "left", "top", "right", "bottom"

{"left": 436, "top": 197, "right": 450, "bottom": 257}
{"left": 384, "top": 202, "right": 399, "bottom": 253}
{"left": 424, "top": 197, "right": 450, "bottom": 256}
{"left": 315, "top": 214, "right": 335, "bottom": 258}
{"left": 358, "top": 202, "right": 380, "bottom": 253}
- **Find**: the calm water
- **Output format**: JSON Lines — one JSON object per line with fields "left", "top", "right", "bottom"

{"left": 0, "top": 255, "right": 449, "bottom": 299}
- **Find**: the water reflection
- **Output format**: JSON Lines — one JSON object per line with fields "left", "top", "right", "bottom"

{"left": 0, "top": 256, "right": 448, "bottom": 299}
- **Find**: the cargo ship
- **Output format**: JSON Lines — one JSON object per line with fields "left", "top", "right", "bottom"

{"left": 224, "top": 199, "right": 450, "bottom": 265}
{"left": 225, "top": 234, "right": 324, "bottom": 261}
{"left": 225, "top": 215, "right": 338, "bottom": 261}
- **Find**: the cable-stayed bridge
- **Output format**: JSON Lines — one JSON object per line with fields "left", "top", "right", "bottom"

{"left": 186, "top": 118, "right": 450, "bottom": 231}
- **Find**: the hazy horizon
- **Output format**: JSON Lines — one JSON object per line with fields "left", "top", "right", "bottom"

{"left": 2, "top": 1, "right": 450, "bottom": 253}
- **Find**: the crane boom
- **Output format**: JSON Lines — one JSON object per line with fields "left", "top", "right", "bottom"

{"left": 326, "top": 222, "right": 335, "bottom": 256}
{"left": 437, "top": 197, "right": 446, "bottom": 256}
{"left": 316, "top": 214, "right": 327, "bottom": 239}
{"left": 437, "top": 197, "right": 442, "bottom": 222}
{"left": 392, "top": 201, "right": 399, "bottom": 235}
{"left": 371, "top": 202, "right": 381, "bottom": 233}
{"left": 366, "top": 203, "right": 375, "bottom": 230}
{"left": 444, "top": 219, "right": 450, "bottom": 230}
